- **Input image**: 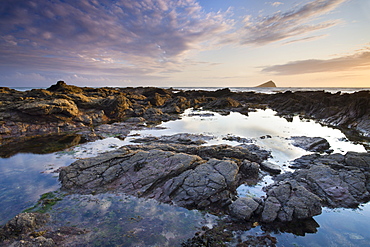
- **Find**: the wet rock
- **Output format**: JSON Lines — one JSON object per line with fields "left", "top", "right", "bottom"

{"left": 261, "top": 181, "right": 322, "bottom": 222}
{"left": 290, "top": 136, "right": 330, "bottom": 152}
{"left": 229, "top": 197, "right": 262, "bottom": 221}
{"left": 260, "top": 161, "right": 281, "bottom": 174}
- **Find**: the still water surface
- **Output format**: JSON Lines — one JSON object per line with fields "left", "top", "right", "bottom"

{"left": 0, "top": 109, "right": 368, "bottom": 246}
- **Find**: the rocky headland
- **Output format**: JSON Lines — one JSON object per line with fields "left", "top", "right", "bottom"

{"left": 1, "top": 82, "right": 369, "bottom": 246}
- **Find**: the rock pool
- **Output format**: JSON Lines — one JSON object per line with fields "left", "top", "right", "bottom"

{"left": 0, "top": 109, "right": 369, "bottom": 246}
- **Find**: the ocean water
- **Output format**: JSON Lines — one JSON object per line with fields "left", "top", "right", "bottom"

{"left": 173, "top": 86, "right": 369, "bottom": 94}
{"left": 7, "top": 86, "right": 370, "bottom": 94}
{"left": 0, "top": 108, "right": 369, "bottom": 246}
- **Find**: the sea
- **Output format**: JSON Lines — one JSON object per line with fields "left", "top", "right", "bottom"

{"left": 8, "top": 86, "right": 370, "bottom": 94}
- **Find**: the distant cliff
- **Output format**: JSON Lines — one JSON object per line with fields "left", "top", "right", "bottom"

{"left": 256, "top": 80, "right": 276, "bottom": 87}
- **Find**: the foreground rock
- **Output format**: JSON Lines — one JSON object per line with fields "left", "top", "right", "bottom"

{"left": 0, "top": 212, "right": 55, "bottom": 246}
{"left": 276, "top": 152, "right": 370, "bottom": 208}
{"left": 59, "top": 144, "right": 263, "bottom": 210}
{"left": 59, "top": 142, "right": 329, "bottom": 223}
{"left": 261, "top": 181, "right": 322, "bottom": 222}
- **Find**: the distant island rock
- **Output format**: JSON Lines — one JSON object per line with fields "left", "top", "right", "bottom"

{"left": 256, "top": 80, "right": 276, "bottom": 87}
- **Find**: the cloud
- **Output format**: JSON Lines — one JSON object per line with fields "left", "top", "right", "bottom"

{"left": 239, "top": 0, "right": 347, "bottom": 45}
{"left": 0, "top": 0, "right": 231, "bottom": 78}
{"left": 262, "top": 49, "right": 370, "bottom": 75}
{"left": 269, "top": 2, "right": 284, "bottom": 7}
{"left": 282, "top": 34, "right": 327, "bottom": 45}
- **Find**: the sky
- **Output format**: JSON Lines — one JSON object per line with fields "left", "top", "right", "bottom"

{"left": 0, "top": 0, "right": 369, "bottom": 88}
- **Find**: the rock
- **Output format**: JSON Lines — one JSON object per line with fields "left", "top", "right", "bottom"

{"left": 131, "top": 133, "right": 214, "bottom": 145}
{"left": 160, "top": 159, "right": 239, "bottom": 208}
{"left": 143, "top": 108, "right": 167, "bottom": 122}
{"left": 290, "top": 136, "right": 330, "bottom": 152}
{"left": 278, "top": 152, "right": 370, "bottom": 208}
{"left": 203, "top": 97, "right": 242, "bottom": 109}
{"left": 126, "top": 143, "right": 271, "bottom": 164}
{"left": 229, "top": 197, "right": 262, "bottom": 221}
{"left": 222, "top": 135, "right": 253, "bottom": 143}
{"left": 1, "top": 213, "right": 49, "bottom": 239}
{"left": 59, "top": 147, "right": 241, "bottom": 210}
{"left": 260, "top": 161, "right": 281, "bottom": 174}
{"left": 17, "top": 99, "right": 79, "bottom": 119}
{"left": 256, "top": 80, "right": 277, "bottom": 88}
{"left": 99, "top": 95, "right": 132, "bottom": 119}
{"left": 239, "top": 160, "right": 260, "bottom": 178}
{"left": 261, "top": 181, "right": 322, "bottom": 222}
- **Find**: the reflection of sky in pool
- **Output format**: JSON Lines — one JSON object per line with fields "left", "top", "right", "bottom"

{"left": 0, "top": 109, "right": 369, "bottom": 246}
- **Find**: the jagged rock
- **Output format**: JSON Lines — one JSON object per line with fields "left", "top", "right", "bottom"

{"left": 290, "top": 136, "right": 330, "bottom": 152}
{"left": 279, "top": 152, "right": 370, "bottom": 208}
{"left": 59, "top": 147, "right": 240, "bottom": 210}
{"left": 159, "top": 159, "right": 239, "bottom": 208}
{"left": 261, "top": 181, "right": 322, "bottom": 222}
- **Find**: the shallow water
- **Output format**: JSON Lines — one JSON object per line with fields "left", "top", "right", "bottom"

{"left": 0, "top": 108, "right": 369, "bottom": 246}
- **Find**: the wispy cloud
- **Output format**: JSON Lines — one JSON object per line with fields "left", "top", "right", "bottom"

{"left": 0, "top": 0, "right": 231, "bottom": 77}
{"left": 239, "top": 0, "right": 347, "bottom": 45}
{"left": 262, "top": 49, "right": 370, "bottom": 75}
{"left": 283, "top": 34, "right": 327, "bottom": 45}
{"left": 268, "top": 2, "right": 284, "bottom": 7}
